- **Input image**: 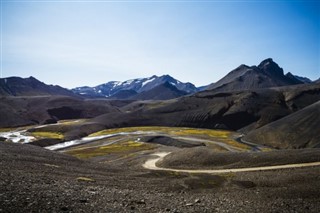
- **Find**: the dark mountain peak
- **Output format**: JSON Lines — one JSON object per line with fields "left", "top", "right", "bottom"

{"left": 0, "top": 76, "right": 78, "bottom": 97}
{"left": 286, "top": 72, "right": 294, "bottom": 77}
{"left": 28, "top": 76, "right": 38, "bottom": 80}
{"left": 259, "top": 58, "right": 274, "bottom": 64}
{"left": 160, "top": 74, "right": 174, "bottom": 80}
{"left": 258, "top": 58, "right": 284, "bottom": 76}
{"left": 206, "top": 58, "right": 305, "bottom": 91}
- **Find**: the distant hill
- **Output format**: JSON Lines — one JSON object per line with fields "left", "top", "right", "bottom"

{"left": 0, "top": 76, "right": 78, "bottom": 97}
{"left": 206, "top": 58, "right": 306, "bottom": 92}
{"left": 243, "top": 100, "right": 320, "bottom": 149}
{"left": 72, "top": 75, "right": 198, "bottom": 98}
{"left": 0, "top": 95, "right": 119, "bottom": 128}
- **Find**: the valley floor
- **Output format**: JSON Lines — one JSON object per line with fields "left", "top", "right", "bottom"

{"left": 1, "top": 141, "right": 320, "bottom": 213}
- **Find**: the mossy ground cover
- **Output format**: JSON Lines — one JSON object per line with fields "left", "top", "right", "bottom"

{"left": 30, "top": 132, "right": 64, "bottom": 140}
{"left": 90, "top": 126, "right": 233, "bottom": 139}
{"left": 89, "top": 126, "right": 250, "bottom": 151}
{"left": 65, "top": 140, "right": 155, "bottom": 159}
{"left": 0, "top": 128, "right": 16, "bottom": 133}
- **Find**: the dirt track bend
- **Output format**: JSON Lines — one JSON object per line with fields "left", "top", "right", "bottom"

{"left": 143, "top": 152, "right": 320, "bottom": 174}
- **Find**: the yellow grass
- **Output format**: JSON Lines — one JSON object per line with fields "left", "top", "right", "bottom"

{"left": 30, "top": 131, "right": 64, "bottom": 139}
{"left": 89, "top": 126, "right": 172, "bottom": 136}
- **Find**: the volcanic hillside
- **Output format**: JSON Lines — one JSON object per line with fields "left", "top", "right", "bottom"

{"left": 243, "top": 100, "right": 320, "bottom": 149}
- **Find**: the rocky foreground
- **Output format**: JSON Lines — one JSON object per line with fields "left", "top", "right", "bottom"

{"left": 0, "top": 142, "right": 320, "bottom": 213}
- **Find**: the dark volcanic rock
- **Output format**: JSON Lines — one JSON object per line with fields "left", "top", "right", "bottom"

{"left": 29, "top": 138, "right": 64, "bottom": 147}
{"left": 244, "top": 100, "right": 320, "bottom": 149}
{"left": 47, "top": 106, "right": 82, "bottom": 120}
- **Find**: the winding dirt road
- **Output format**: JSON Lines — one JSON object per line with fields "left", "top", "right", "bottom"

{"left": 143, "top": 152, "right": 320, "bottom": 174}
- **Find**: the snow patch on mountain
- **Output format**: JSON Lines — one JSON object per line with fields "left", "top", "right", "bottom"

{"left": 142, "top": 77, "right": 156, "bottom": 87}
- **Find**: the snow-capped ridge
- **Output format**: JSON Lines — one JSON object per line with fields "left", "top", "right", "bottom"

{"left": 72, "top": 75, "right": 199, "bottom": 99}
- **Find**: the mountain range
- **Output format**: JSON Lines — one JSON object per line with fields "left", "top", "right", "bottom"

{"left": 0, "top": 58, "right": 314, "bottom": 100}
{"left": 1, "top": 58, "right": 319, "bottom": 148}
{"left": 72, "top": 74, "right": 199, "bottom": 99}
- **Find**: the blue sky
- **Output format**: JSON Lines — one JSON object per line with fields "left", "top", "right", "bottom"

{"left": 1, "top": 0, "right": 319, "bottom": 88}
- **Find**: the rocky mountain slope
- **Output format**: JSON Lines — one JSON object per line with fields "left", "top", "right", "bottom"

{"left": 206, "top": 58, "right": 306, "bottom": 92}
{"left": 72, "top": 75, "right": 198, "bottom": 98}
